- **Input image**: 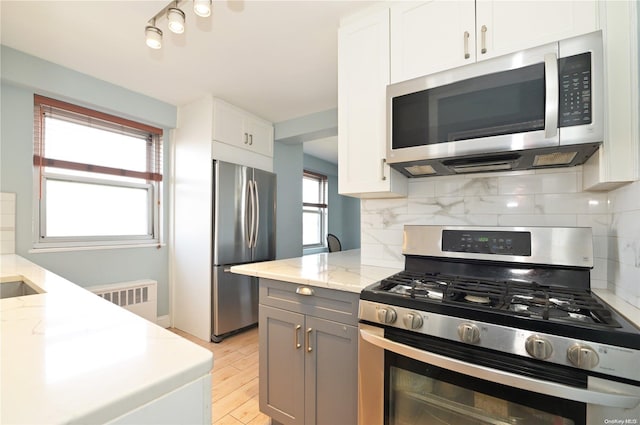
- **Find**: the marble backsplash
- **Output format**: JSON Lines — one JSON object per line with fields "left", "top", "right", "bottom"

{"left": 360, "top": 167, "right": 640, "bottom": 309}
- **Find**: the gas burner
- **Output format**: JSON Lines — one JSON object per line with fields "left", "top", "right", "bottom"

{"left": 388, "top": 281, "right": 445, "bottom": 300}
{"left": 509, "top": 303, "right": 595, "bottom": 324}
{"left": 511, "top": 293, "right": 581, "bottom": 312}
{"left": 464, "top": 295, "right": 491, "bottom": 304}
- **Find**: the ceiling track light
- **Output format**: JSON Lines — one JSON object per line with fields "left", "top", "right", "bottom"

{"left": 193, "top": 0, "right": 212, "bottom": 18}
{"left": 145, "top": 0, "right": 212, "bottom": 49}
{"left": 145, "top": 18, "right": 163, "bottom": 49}
{"left": 167, "top": 2, "right": 185, "bottom": 34}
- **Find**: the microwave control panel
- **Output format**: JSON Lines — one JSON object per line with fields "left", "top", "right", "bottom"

{"left": 558, "top": 52, "right": 592, "bottom": 128}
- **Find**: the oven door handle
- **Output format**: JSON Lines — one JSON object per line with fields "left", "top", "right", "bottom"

{"left": 360, "top": 327, "right": 640, "bottom": 409}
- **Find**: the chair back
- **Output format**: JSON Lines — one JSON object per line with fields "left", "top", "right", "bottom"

{"left": 327, "top": 233, "right": 342, "bottom": 252}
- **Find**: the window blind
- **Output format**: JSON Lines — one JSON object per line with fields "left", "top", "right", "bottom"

{"left": 33, "top": 94, "right": 164, "bottom": 183}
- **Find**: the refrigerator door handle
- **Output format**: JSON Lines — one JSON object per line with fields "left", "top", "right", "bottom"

{"left": 252, "top": 180, "right": 260, "bottom": 248}
{"left": 245, "top": 180, "right": 254, "bottom": 248}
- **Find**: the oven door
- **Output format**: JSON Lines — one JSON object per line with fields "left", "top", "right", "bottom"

{"left": 359, "top": 323, "right": 640, "bottom": 425}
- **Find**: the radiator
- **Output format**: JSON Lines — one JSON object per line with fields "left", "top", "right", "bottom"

{"left": 88, "top": 279, "right": 157, "bottom": 323}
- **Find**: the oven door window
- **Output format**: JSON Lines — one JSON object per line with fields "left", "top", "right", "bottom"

{"left": 386, "top": 351, "right": 585, "bottom": 425}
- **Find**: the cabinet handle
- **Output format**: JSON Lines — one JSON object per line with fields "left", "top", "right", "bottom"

{"left": 249, "top": 134, "right": 253, "bottom": 145}
{"left": 306, "top": 327, "right": 313, "bottom": 352}
{"left": 463, "top": 31, "right": 470, "bottom": 59}
{"left": 381, "top": 158, "right": 387, "bottom": 181}
{"left": 296, "top": 287, "right": 314, "bottom": 296}
{"left": 244, "top": 132, "right": 249, "bottom": 144}
{"left": 480, "top": 25, "right": 487, "bottom": 54}
{"left": 294, "top": 324, "right": 301, "bottom": 349}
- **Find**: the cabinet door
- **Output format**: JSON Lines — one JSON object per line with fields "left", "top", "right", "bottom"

{"left": 245, "top": 116, "right": 274, "bottom": 157}
{"left": 213, "top": 100, "right": 274, "bottom": 157}
{"left": 476, "top": 0, "right": 598, "bottom": 60}
{"left": 338, "top": 8, "right": 407, "bottom": 198}
{"left": 212, "top": 100, "right": 245, "bottom": 147}
{"left": 259, "top": 305, "right": 305, "bottom": 425}
{"left": 390, "top": 1, "right": 476, "bottom": 83}
{"left": 304, "top": 317, "right": 358, "bottom": 425}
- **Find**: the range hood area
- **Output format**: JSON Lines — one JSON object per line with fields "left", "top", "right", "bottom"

{"left": 392, "top": 143, "right": 602, "bottom": 178}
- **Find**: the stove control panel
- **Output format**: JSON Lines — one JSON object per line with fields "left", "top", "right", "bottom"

{"left": 442, "top": 230, "right": 531, "bottom": 256}
{"left": 359, "top": 300, "right": 639, "bottom": 382}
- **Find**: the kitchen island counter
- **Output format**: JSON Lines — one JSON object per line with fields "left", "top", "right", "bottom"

{"left": 230, "top": 249, "right": 401, "bottom": 293}
{"left": 0, "top": 254, "right": 213, "bottom": 424}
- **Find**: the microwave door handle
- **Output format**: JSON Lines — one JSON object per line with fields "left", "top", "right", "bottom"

{"left": 544, "top": 53, "right": 559, "bottom": 139}
{"left": 359, "top": 327, "right": 640, "bottom": 409}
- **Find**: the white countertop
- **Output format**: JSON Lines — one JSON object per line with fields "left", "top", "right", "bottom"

{"left": 230, "top": 249, "right": 401, "bottom": 293}
{"left": 593, "top": 288, "right": 640, "bottom": 329}
{"left": 0, "top": 254, "right": 213, "bottom": 425}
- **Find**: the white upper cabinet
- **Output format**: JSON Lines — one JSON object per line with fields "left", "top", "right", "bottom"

{"left": 338, "top": 8, "right": 407, "bottom": 198}
{"left": 391, "top": 1, "right": 475, "bottom": 83}
{"left": 476, "top": 0, "right": 598, "bottom": 60}
{"left": 390, "top": 0, "right": 598, "bottom": 83}
{"left": 212, "top": 99, "right": 274, "bottom": 158}
{"left": 583, "top": 0, "right": 639, "bottom": 190}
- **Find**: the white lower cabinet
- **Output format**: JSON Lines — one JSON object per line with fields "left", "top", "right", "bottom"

{"left": 258, "top": 279, "right": 359, "bottom": 425}
{"left": 108, "top": 374, "right": 212, "bottom": 425}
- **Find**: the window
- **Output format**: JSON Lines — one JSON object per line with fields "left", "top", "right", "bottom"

{"left": 302, "top": 170, "right": 328, "bottom": 248}
{"left": 33, "top": 95, "right": 163, "bottom": 249}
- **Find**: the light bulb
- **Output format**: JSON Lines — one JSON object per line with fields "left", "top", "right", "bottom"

{"left": 145, "top": 25, "right": 162, "bottom": 49}
{"left": 194, "top": 0, "right": 212, "bottom": 17}
{"left": 167, "top": 7, "right": 185, "bottom": 34}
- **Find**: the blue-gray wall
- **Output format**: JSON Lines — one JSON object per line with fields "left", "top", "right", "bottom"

{"left": 273, "top": 142, "right": 304, "bottom": 259}
{"left": 273, "top": 109, "right": 361, "bottom": 257}
{"left": 272, "top": 141, "right": 360, "bottom": 258}
{"left": 0, "top": 46, "right": 176, "bottom": 316}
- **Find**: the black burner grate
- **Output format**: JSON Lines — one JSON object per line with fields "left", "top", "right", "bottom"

{"left": 378, "top": 271, "right": 620, "bottom": 328}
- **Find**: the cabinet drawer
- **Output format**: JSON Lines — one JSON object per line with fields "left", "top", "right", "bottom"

{"left": 259, "top": 279, "right": 359, "bottom": 326}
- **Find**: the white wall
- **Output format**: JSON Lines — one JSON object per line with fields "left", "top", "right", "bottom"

{"left": 361, "top": 166, "right": 640, "bottom": 309}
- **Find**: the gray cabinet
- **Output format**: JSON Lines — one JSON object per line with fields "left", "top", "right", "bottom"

{"left": 259, "top": 279, "right": 359, "bottom": 425}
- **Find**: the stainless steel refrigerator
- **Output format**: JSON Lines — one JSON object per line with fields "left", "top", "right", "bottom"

{"left": 211, "top": 160, "right": 276, "bottom": 342}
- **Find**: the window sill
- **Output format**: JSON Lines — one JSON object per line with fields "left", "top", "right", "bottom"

{"left": 303, "top": 246, "right": 328, "bottom": 256}
{"left": 29, "top": 243, "right": 166, "bottom": 254}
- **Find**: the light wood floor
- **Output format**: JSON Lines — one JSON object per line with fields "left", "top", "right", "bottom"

{"left": 170, "top": 327, "right": 271, "bottom": 425}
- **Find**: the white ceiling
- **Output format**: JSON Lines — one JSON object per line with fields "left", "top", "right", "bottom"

{"left": 0, "top": 1, "right": 375, "bottom": 164}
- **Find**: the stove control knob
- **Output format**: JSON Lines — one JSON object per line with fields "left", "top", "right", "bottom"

{"left": 402, "top": 312, "right": 423, "bottom": 329}
{"left": 567, "top": 344, "right": 599, "bottom": 369}
{"left": 457, "top": 323, "right": 480, "bottom": 344}
{"left": 377, "top": 307, "right": 397, "bottom": 324}
{"left": 525, "top": 335, "right": 553, "bottom": 360}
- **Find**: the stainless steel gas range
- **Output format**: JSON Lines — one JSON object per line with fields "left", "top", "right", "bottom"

{"left": 358, "top": 225, "right": 640, "bottom": 425}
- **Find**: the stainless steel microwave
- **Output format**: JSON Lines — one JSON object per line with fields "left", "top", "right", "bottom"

{"left": 386, "top": 31, "right": 604, "bottom": 177}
